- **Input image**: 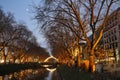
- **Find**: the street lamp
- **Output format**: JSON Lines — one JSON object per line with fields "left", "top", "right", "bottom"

{"left": 79, "top": 41, "right": 86, "bottom": 59}
{"left": 74, "top": 41, "right": 86, "bottom": 68}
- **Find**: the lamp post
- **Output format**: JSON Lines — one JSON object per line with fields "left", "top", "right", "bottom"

{"left": 77, "top": 41, "right": 86, "bottom": 68}
{"left": 79, "top": 41, "right": 86, "bottom": 59}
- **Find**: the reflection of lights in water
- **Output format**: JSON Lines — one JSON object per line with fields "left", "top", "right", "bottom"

{"left": 34, "top": 70, "right": 39, "bottom": 74}
{"left": 4, "top": 75, "right": 9, "bottom": 80}
{"left": 0, "top": 76, "right": 3, "bottom": 80}
{"left": 28, "top": 69, "right": 32, "bottom": 73}
{"left": 9, "top": 74, "right": 12, "bottom": 79}
{"left": 46, "top": 68, "right": 56, "bottom": 72}
{"left": 45, "top": 72, "right": 53, "bottom": 80}
{"left": 45, "top": 68, "right": 56, "bottom": 80}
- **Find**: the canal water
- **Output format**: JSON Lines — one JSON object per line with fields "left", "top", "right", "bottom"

{"left": 0, "top": 67, "right": 60, "bottom": 80}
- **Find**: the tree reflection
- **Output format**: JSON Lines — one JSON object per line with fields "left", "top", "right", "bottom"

{"left": 1, "top": 69, "right": 49, "bottom": 80}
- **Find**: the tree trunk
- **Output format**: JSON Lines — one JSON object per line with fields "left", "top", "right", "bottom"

{"left": 89, "top": 49, "right": 95, "bottom": 73}
{"left": 12, "top": 58, "right": 15, "bottom": 63}
{"left": 3, "top": 55, "right": 7, "bottom": 64}
{"left": 77, "top": 52, "right": 81, "bottom": 68}
{"left": 19, "top": 58, "right": 21, "bottom": 63}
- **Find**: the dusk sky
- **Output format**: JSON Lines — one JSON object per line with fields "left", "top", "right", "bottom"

{"left": 0, "top": 0, "right": 49, "bottom": 50}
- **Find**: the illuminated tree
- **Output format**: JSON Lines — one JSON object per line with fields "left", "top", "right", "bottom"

{"left": 34, "top": 0, "right": 119, "bottom": 72}
{"left": 0, "top": 8, "right": 15, "bottom": 63}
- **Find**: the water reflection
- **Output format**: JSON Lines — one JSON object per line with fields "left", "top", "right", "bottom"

{"left": 46, "top": 68, "right": 56, "bottom": 72}
{"left": 45, "top": 72, "right": 53, "bottom": 80}
{"left": 0, "top": 68, "right": 49, "bottom": 80}
{"left": 45, "top": 68, "right": 56, "bottom": 80}
{"left": 0, "top": 67, "right": 60, "bottom": 80}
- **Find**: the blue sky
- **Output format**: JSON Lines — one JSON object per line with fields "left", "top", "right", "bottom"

{"left": 0, "top": 0, "right": 49, "bottom": 49}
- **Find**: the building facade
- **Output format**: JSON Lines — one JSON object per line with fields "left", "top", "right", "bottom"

{"left": 103, "top": 7, "right": 120, "bottom": 61}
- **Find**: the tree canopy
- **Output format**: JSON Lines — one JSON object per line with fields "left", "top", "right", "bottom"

{"left": 34, "top": 0, "right": 119, "bottom": 72}
{"left": 0, "top": 7, "right": 49, "bottom": 63}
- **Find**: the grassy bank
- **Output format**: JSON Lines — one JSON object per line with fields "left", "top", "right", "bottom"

{"left": 57, "top": 65, "right": 92, "bottom": 80}
{"left": 57, "top": 65, "right": 120, "bottom": 80}
{"left": 0, "top": 62, "right": 43, "bottom": 76}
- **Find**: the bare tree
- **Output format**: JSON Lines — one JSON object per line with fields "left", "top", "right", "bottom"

{"left": 0, "top": 9, "right": 15, "bottom": 63}
{"left": 0, "top": 7, "right": 49, "bottom": 64}
{"left": 34, "top": 0, "right": 119, "bottom": 72}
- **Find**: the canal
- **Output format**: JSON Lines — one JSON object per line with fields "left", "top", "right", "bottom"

{"left": 0, "top": 67, "right": 60, "bottom": 80}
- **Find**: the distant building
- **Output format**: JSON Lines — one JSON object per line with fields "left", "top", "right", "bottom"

{"left": 103, "top": 7, "right": 120, "bottom": 61}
